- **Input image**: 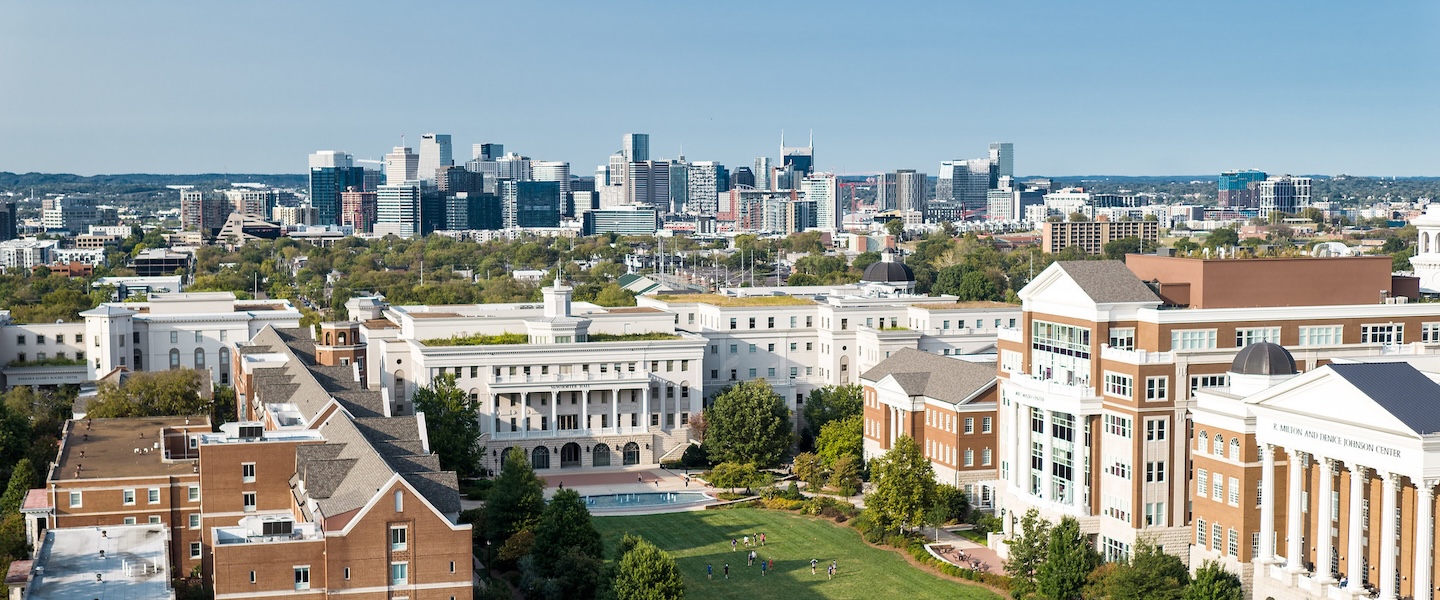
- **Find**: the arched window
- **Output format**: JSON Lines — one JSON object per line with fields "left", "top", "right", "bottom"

{"left": 324, "top": 332, "right": 333, "bottom": 345}
{"left": 218, "top": 347, "right": 231, "bottom": 385}
{"left": 169, "top": 348, "right": 180, "bottom": 370}
{"left": 338, "top": 331, "right": 347, "bottom": 345}
{"left": 623, "top": 442, "right": 641, "bottom": 466}
{"left": 531, "top": 446, "right": 550, "bottom": 469}
{"left": 1230, "top": 438, "right": 1241, "bottom": 461}
{"left": 592, "top": 444, "right": 611, "bottom": 467}
{"left": 194, "top": 348, "right": 205, "bottom": 370}
{"left": 1198, "top": 431, "right": 1209, "bottom": 454}
{"left": 1213, "top": 436, "right": 1225, "bottom": 456}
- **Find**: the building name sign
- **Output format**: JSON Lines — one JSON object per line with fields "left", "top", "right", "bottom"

{"left": 1272, "top": 423, "right": 1402, "bottom": 459}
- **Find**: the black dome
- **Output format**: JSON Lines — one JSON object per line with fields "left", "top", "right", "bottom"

{"left": 862, "top": 260, "right": 915, "bottom": 283}
{"left": 1231, "top": 342, "right": 1297, "bottom": 376}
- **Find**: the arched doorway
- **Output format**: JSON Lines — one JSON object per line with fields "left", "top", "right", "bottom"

{"left": 500, "top": 446, "right": 519, "bottom": 467}
{"left": 622, "top": 442, "right": 640, "bottom": 466}
{"left": 560, "top": 443, "right": 581, "bottom": 468}
{"left": 531, "top": 446, "right": 550, "bottom": 469}
{"left": 592, "top": 444, "right": 611, "bottom": 467}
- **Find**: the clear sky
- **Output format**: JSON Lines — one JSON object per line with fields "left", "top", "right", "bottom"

{"left": 1, "top": 1, "right": 1437, "bottom": 176}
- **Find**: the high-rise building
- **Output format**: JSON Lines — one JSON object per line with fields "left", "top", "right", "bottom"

{"left": 1256, "top": 175, "right": 1311, "bottom": 219}
{"left": 272, "top": 205, "right": 317, "bottom": 226}
{"left": 874, "top": 172, "right": 897, "bottom": 210}
{"left": 755, "top": 157, "right": 772, "bottom": 190}
{"left": 436, "top": 165, "right": 484, "bottom": 196}
{"left": 628, "top": 161, "right": 671, "bottom": 212}
{"left": 375, "top": 182, "right": 421, "bottom": 238}
{"left": 936, "top": 159, "right": 992, "bottom": 211}
{"left": 418, "top": 133, "right": 453, "bottom": 182}
{"left": 1218, "top": 169, "right": 1268, "bottom": 208}
{"left": 384, "top": 145, "right": 419, "bottom": 184}
{"left": 419, "top": 186, "right": 445, "bottom": 236}
{"left": 531, "top": 161, "right": 572, "bottom": 215}
{"left": 802, "top": 172, "right": 841, "bottom": 230}
{"left": 473, "top": 143, "right": 503, "bottom": 161}
{"left": 989, "top": 142, "right": 1014, "bottom": 179}
{"left": 895, "top": 170, "right": 926, "bottom": 213}
{"left": 501, "top": 181, "right": 561, "bottom": 228}
{"left": 308, "top": 151, "right": 366, "bottom": 226}
{"left": 0, "top": 200, "right": 16, "bottom": 242}
{"left": 339, "top": 188, "right": 377, "bottom": 233}
{"left": 179, "top": 189, "right": 228, "bottom": 232}
{"left": 583, "top": 205, "right": 659, "bottom": 236}
{"left": 222, "top": 187, "right": 278, "bottom": 217}
{"left": 668, "top": 159, "right": 689, "bottom": 213}
{"left": 40, "top": 195, "right": 101, "bottom": 232}
{"left": 622, "top": 133, "right": 650, "bottom": 162}
{"left": 444, "top": 193, "right": 503, "bottom": 230}
{"left": 687, "top": 162, "right": 728, "bottom": 216}
{"left": 781, "top": 132, "right": 814, "bottom": 176}
{"left": 732, "top": 167, "right": 756, "bottom": 189}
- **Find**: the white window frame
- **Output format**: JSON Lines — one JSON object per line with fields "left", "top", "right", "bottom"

{"left": 1299, "top": 325, "right": 1344, "bottom": 346}
{"left": 1234, "top": 326, "right": 1281, "bottom": 347}
{"left": 391, "top": 562, "right": 409, "bottom": 586}
{"left": 148, "top": 488, "right": 160, "bottom": 504}
{"left": 123, "top": 489, "right": 136, "bottom": 506}
{"left": 1361, "top": 323, "right": 1404, "bottom": 345}
{"left": 1108, "top": 327, "right": 1136, "bottom": 350}
{"left": 69, "top": 491, "right": 81, "bottom": 507}
{"left": 242, "top": 462, "right": 256, "bottom": 483}
{"left": 1171, "top": 329, "right": 1217, "bottom": 350}
{"left": 1103, "top": 372, "right": 1133, "bottom": 399}
{"left": 1144, "top": 376, "right": 1168, "bottom": 401}
{"left": 1145, "top": 418, "right": 1167, "bottom": 441}
{"left": 390, "top": 525, "right": 408, "bottom": 551}
{"left": 1197, "top": 469, "right": 1208, "bottom": 498}
{"left": 294, "top": 566, "right": 311, "bottom": 591}
{"left": 243, "top": 492, "right": 257, "bottom": 512}
{"left": 190, "top": 542, "right": 202, "bottom": 559}
{"left": 190, "top": 513, "right": 201, "bottom": 529}
{"left": 188, "top": 486, "right": 200, "bottom": 502}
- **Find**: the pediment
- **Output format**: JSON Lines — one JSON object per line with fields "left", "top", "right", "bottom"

{"left": 1247, "top": 369, "right": 1418, "bottom": 438}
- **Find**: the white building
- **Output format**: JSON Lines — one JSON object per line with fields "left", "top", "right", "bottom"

{"left": 384, "top": 146, "right": 419, "bottom": 184}
{"left": 803, "top": 172, "right": 842, "bottom": 231}
{"left": 0, "top": 238, "right": 57, "bottom": 269}
{"left": 531, "top": 161, "right": 571, "bottom": 207}
{"left": 687, "top": 162, "right": 725, "bottom": 215}
{"left": 375, "top": 182, "right": 421, "bottom": 238}
{"left": 418, "top": 133, "right": 453, "bottom": 182}
{"left": 348, "top": 283, "right": 706, "bottom": 471}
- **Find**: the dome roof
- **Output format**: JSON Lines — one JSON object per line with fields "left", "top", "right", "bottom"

{"left": 862, "top": 260, "right": 914, "bottom": 283}
{"left": 1230, "top": 342, "right": 1297, "bottom": 376}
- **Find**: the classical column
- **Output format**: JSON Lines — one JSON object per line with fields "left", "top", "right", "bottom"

{"left": 549, "top": 391, "right": 557, "bottom": 435}
{"left": 1040, "top": 408, "right": 1052, "bottom": 502}
{"left": 1259, "top": 443, "right": 1277, "bottom": 563}
{"left": 522, "top": 393, "right": 530, "bottom": 438}
{"left": 642, "top": 385, "right": 651, "bottom": 430}
{"left": 1415, "top": 479, "right": 1436, "bottom": 600}
{"left": 611, "top": 389, "right": 619, "bottom": 431}
{"left": 1380, "top": 472, "right": 1400, "bottom": 600}
{"left": 1286, "top": 449, "right": 1307, "bottom": 571}
{"left": 1347, "top": 465, "right": 1368, "bottom": 589}
{"left": 1014, "top": 402, "right": 1029, "bottom": 491}
{"left": 581, "top": 390, "right": 589, "bottom": 433}
{"left": 1317, "top": 458, "right": 1337, "bottom": 581}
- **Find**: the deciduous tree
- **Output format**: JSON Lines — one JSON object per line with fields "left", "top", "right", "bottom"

{"left": 704, "top": 381, "right": 792, "bottom": 467}
{"left": 1183, "top": 561, "right": 1244, "bottom": 600}
{"left": 866, "top": 435, "right": 936, "bottom": 531}
{"left": 802, "top": 384, "right": 862, "bottom": 440}
{"left": 1005, "top": 508, "right": 1051, "bottom": 600}
{"left": 1036, "top": 516, "right": 1100, "bottom": 600}
{"left": 412, "top": 374, "right": 483, "bottom": 476}
{"left": 85, "top": 369, "right": 208, "bottom": 418}
{"left": 485, "top": 447, "right": 545, "bottom": 542}
{"left": 814, "top": 414, "right": 862, "bottom": 466}
{"left": 614, "top": 538, "right": 684, "bottom": 600}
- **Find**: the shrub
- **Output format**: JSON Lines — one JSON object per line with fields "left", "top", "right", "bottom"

{"left": 761, "top": 498, "right": 805, "bottom": 511}
{"left": 783, "top": 481, "right": 804, "bottom": 500}
{"left": 681, "top": 444, "right": 709, "bottom": 468}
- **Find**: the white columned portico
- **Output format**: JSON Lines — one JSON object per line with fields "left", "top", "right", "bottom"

{"left": 642, "top": 385, "right": 650, "bottom": 429}
{"left": 1013, "top": 402, "right": 1029, "bottom": 491}
{"left": 1380, "top": 472, "right": 1400, "bottom": 600}
{"left": 1039, "top": 408, "right": 1052, "bottom": 502}
{"left": 610, "top": 389, "right": 619, "bottom": 430}
{"left": 1415, "top": 480, "right": 1435, "bottom": 600}
{"left": 1287, "top": 449, "right": 1307, "bottom": 571}
{"left": 549, "top": 391, "right": 557, "bottom": 434}
{"left": 1347, "top": 465, "right": 1368, "bottom": 592}
{"left": 1259, "top": 443, "right": 1277, "bottom": 563}
{"left": 581, "top": 390, "right": 589, "bottom": 432}
{"left": 1317, "top": 458, "right": 1337, "bottom": 581}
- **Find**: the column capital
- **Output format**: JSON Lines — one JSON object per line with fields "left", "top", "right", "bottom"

{"left": 1286, "top": 447, "right": 1308, "bottom": 462}
{"left": 1322, "top": 457, "right": 1341, "bottom": 471}
{"left": 1423, "top": 478, "right": 1440, "bottom": 494}
{"left": 1384, "top": 471, "right": 1404, "bottom": 486}
{"left": 1350, "top": 463, "right": 1370, "bottom": 477}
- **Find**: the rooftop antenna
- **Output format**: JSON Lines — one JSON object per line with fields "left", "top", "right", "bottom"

{"left": 808, "top": 129, "right": 813, "bottom": 148}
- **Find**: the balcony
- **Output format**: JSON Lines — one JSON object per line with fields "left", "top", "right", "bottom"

{"left": 213, "top": 516, "right": 320, "bottom": 546}
{"left": 489, "top": 370, "right": 653, "bottom": 387}
{"left": 1003, "top": 373, "right": 1102, "bottom": 414}
{"left": 487, "top": 425, "right": 652, "bottom": 441}
{"left": 997, "top": 327, "right": 1022, "bottom": 343}
{"left": 1099, "top": 344, "right": 1174, "bottom": 365}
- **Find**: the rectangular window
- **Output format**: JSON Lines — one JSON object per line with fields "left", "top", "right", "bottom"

{"left": 1000, "top": 350, "right": 1022, "bottom": 374}
{"left": 191, "top": 542, "right": 202, "bottom": 558}
{"left": 391, "top": 562, "right": 409, "bottom": 586}
{"left": 729, "top": 318, "right": 736, "bottom": 330}
{"left": 195, "top": 330, "right": 203, "bottom": 343}
{"left": 1212, "top": 523, "right": 1223, "bottom": 549}
{"left": 170, "top": 331, "right": 179, "bottom": 344}
{"left": 295, "top": 567, "right": 311, "bottom": 590}
{"left": 1197, "top": 469, "right": 1208, "bottom": 498}
{"left": 768, "top": 317, "right": 775, "bottom": 328}
{"left": 123, "top": 489, "right": 136, "bottom": 505}
{"left": 1171, "top": 329, "right": 1218, "bottom": 350}
{"left": 982, "top": 448, "right": 992, "bottom": 465}
{"left": 390, "top": 526, "right": 408, "bottom": 550}
{"left": 1103, "top": 372, "right": 1133, "bottom": 399}
{"left": 1145, "top": 376, "right": 1168, "bottom": 401}
{"left": 189, "top": 486, "right": 200, "bottom": 502}
{"left": 148, "top": 488, "right": 160, "bottom": 504}
{"left": 1108, "top": 327, "right": 1136, "bottom": 350}
{"left": 1299, "top": 325, "right": 1344, "bottom": 346}
{"left": 1234, "top": 327, "right": 1281, "bottom": 347}
{"left": 1361, "top": 324, "right": 1404, "bottom": 345}
{"left": 1190, "top": 374, "right": 1229, "bottom": 393}
{"left": 124, "top": 517, "right": 136, "bottom": 525}
{"left": 69, "top": 491, "right": 81, "bottom": 507}
{"left": 1145, "top": 502, "right": 1166, "bottom": 526}
{"left": 148, "top": 515, "right": 161, "bottom": 524}
{"left": 243, "top": 492, "right": 256, "bottom": 512}
{"left": 1146, "top": 461, "right": 1166, "bottom": 482}
{"left": 964, "top": 417, "right": 974, "bottom": 434}
{"left": 1227, "top": 529, "right": 1239, "bottom": 557}
{"left": 1103, "top": 414, "right": 1132, "bottom": 438}
{"left": 1424, "top": 323, "right": 1440, "bottom": 343}
{"left": 1212, "top": 478, "right": 1223, "bottom": 501}
{"left": 1145, "top": 418, "right": 1167, "bottom": 441}
{"left": 344, "top": 567, "right": 351, "bottom": 580}
{"left": 790, "top": 367, "right": 798, "bottom": 377}
{"left": 190, "top": 513, "right": 201, "bottom": 529}
{"left": 1228, "top": 477, "right": 1240, "bottom": 506}
{"left": 241, "top": 462, "right": 256, "bottom": 483}
{"left": 748, "top": 344, "right": 756, "bottom": 353}
{"left": 1196, "top": 518, "right": 1207, "bottom": 546}
{"left": 982, "top": 416, "right": 992, "bottom": 433}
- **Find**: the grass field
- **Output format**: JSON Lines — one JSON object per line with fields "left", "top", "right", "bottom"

{"left": 595, "top": 508, "right": 1000, "bottom": 600}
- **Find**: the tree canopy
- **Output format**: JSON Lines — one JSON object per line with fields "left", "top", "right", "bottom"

{"left": 1183, "top": 561, "right": 1244, "bottom": 600}
{"left": 84, "top": 369, "right": 209, "bottom": 418}
{"left": 802, "top": 384, "right": 862, "bottom": 441}
{"left": 1036, "top": 517, "right": 1100, "bottom": 600}
{"left": 704, "top": 380, "right": 793, "bottom": 467}
{"left": 485, "top": 447, "right": 546, "bottom": 542}
{"left": 866, "top": 435, "right": 936, "bottom": 530}
{"left": 411, "top": 374, "right": 484, "bottom": 476}
{"left": 614, "top": 538, "right": 684, "bottom": 600}
{"left": 814, "top": 414, "right": 862, "bottom": 466}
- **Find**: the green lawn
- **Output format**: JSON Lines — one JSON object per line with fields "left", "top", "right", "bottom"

{"left": 595, "top": 508, "right": 999, "bottom": 600}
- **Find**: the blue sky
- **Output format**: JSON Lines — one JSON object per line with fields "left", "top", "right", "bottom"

{"left": 1, "top": 1, "right": 1436, "bottom": 176}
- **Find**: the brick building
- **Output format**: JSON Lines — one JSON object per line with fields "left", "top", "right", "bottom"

{"left": 1041, "top": 219, "right": 1159, "bottom": 255}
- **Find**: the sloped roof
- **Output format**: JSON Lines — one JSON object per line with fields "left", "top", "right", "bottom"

{"left": 1328, "top": 362, "right": 1440, "bottom": 435}
{"left": 859, "top": 348, "right": 997, "bottom": 405}
{"left": 1053, "top": 261, "right": 1161, "bottom": 304}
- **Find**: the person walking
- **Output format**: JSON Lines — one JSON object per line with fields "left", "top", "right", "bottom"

{"left": 761, "top": 559, "right": 767, "bottom": 576}
{"left": 760, "top": 533, "right": 766, "bottom": 545}
{"left": 732, "top": 538, "right": 738, "bottom": 552}
{"left": 811, "top": 558, "right": 818, "bottom": 574}
{"left": 707, "top": 564, "right": 713, "bottom": 580}
{"left": 743, "top": 535, "right": 749, "bottom": 547}
{"left": 827, "top": 563, "right": 834, "bottom": 580}
{"left": 724, "top": 563, "right": 729, "bottom": 580}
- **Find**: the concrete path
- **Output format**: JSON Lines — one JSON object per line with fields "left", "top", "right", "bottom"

{"left": 925, "top": 527, "right": 1003, "bottom": 574}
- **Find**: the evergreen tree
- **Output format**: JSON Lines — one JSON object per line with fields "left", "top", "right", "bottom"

{"left": 1183, "top": 561, "right": 1244, "bottom": 600}
{"left": 866, "top": 435, "right": 936, "bottom": 531}
{"left": 412, "top": 374, "right": 484, "bottom": 476}
{"left": 1083, "top": 541, "right": 1187, "bottom": 600}
{"left": 531, "top": 488, "right": 603, "bottom": 575}
{"left": 0, "top": 459, "right": 34, "bottom": 515}
{"left": 485, "top": 447, "right": 545, "bottom": 542}
{"left": 704, "top": 381, "right": 792, "bottom": 467}
{"left": 1005, "top": 508, "right": 1051, "bottom": 600}
{"left": 614, "top": 538, "right": 684, "bottom": 600}
{"left": 828, "top": 454, "right": 862, "bottom": 496}
{"left": 1036, "top": 517, "right": 1100, "bottom": 600}
{"left": 802, "top": 384, "right": 863, "bottom": 440}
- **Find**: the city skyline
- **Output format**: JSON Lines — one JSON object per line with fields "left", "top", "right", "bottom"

{"left": 1, "top": 1, "right": 1437, "bottom": 176}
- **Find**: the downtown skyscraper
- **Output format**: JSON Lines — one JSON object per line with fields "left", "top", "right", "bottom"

{"left": 802, "top": 172, "right": 841, "bottom": 230}
{"left": 895, "top": 169, "right": 926, "bottom": 213}
{"left": 308, "top": 150, "right": 366, "bottom": 225}
{"left": 384, "top": 145, "right": 419, "bottom": 184}
{"left": 418, "top": 133, "right": 453, "bottom": 182}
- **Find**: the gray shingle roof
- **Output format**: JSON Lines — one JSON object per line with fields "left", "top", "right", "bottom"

{"left": 859, "top": 348, "right": 997, "bottom": 405}
{"left": 1327, "top": 362, "right": 1440, "bottom": 435}
{"left": 1054, "top": 261, "right": 1161, "bottom": 304}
